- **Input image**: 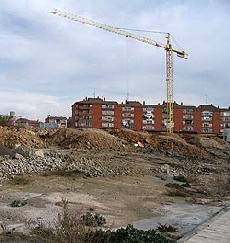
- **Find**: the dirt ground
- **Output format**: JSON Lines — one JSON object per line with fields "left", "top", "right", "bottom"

{"left": 0, "top": 128, "right": 230, "bottom": 241}
{"left": 0, "top": 174, "right": 170, "bottom": 228}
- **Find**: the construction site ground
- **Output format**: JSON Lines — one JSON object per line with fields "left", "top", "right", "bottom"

{"left": 0, "top": 127, "right": 229, "bottom": 241}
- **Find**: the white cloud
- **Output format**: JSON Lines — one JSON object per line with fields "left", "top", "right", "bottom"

{"left": 0, "top": 0, "right": 229, "bottom": 120}
{"left": 0, "top": 91, "right": 71, "bottom": 120}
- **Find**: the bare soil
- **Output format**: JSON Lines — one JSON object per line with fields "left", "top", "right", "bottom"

{"left": 0, "top": 127, "right": 230, "bottom": 241}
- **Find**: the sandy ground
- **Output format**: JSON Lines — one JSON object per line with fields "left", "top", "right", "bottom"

{"left": 0, "top": 171, "right": 225, "bottom": 240}
{"left": 0, "top": 174, "right": 171, "bottom": 228}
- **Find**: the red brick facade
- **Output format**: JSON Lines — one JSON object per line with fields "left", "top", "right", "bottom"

{"left": 72, "top": 97, "right": 230, "bottom": 134}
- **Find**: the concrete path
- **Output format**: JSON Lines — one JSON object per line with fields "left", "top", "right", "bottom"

{"left": 179, "top": 206, "right": 230, "bottom": 243}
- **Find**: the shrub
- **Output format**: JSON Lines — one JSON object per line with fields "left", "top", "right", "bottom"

{"left": 103, "top": 224, "right": 175, "bottom": 243}
{"left": 10, "top": 200, "right": 27, "bottom": 207}
{"left": 10, "top": 176, "right": 31, "bottom": 185}
{"left": 173, "top": 175, "right": 188, "bottom": 183}
{"left": 0, "top": 115, "right": 9, "bottom": 126}
{"left": 165, "top": 183, "right": 190, "bottom": 189}
{"left": 157, "top": 223, "right": 177, "bottom": 233}
{"left": 80, "top": 212, "right": 106, "bottom": 227}
{"left": 30, "top": 200, "right": 175, "bottom": 243}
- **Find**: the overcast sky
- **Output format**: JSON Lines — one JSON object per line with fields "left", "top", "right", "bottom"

{"left": 0, "top": 0, "right": 229, "bottom": 120}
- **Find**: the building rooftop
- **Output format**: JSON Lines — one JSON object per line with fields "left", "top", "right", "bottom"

{"left": 46, "top": 116, "right": 67, "bottom": 120}
{"left": 197, "top": 104, "right": 219, "bottom": 111}
{"left": 73, "top": 97, "right": 118, "bottom": 106}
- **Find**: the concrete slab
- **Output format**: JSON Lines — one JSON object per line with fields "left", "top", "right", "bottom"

{"left": 181, "top": 206, "right": 230, "bottom": 243}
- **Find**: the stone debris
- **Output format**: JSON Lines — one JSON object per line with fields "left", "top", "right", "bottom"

{"left": 0, "top": 148, "right": 142, "bottom": 182}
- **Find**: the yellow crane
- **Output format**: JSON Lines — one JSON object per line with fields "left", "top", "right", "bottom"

{"left": 51, "top": 9, "right": 188, "bottom": 133}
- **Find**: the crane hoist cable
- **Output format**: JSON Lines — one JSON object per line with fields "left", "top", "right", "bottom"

{"left": 51, "top": 9, "right": 188, "bottom": 133}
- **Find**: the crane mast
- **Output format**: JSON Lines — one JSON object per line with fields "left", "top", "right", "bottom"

{"left": 166, "top": 33, "right": 174, "bottom": 133}
{"left": 51, "top": 9, "right": 188, "bottom": 133}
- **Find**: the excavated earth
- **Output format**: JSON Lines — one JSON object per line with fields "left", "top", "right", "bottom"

{"left": 0, "top": 126, "right": 230, "bottom": 241}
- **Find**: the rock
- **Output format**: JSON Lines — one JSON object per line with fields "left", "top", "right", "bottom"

{"left": 13, "top": 153, "right": 24, "bottom": 160}
{"left": 34, "top": 149, "right": 45, "bottom": 158}
{"left": 137, "top": 141, "right": 144, "bottom": 148}
{"left": 160, "top": 164, "right": 170, "bottom": 174}
{"left": 14, "top": 143, "right": 21, "bottom": 149}
{"left": 6, "top": 223, "right": 25, "bottom": 234}
{"left": 0, "top": 222, "right": 5, "bottom": 235}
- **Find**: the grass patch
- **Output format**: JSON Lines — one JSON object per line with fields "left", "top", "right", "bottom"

{"left": 0, "top": 233, "right": 40, "bottom": 243}
{"left": 81, "top": 211, "right": 106, "bottom": 227}
{"left": 166, "top": 189, "right": 190, "bottom": 197}
{"left": 42, "top": 169, "right": 86, "bottom": 178}
{"left": 9, "top": 176, "right": 31, "bottom": 185}
{"left": 166, "top": 184, "right": 193, "bottom": 197}
{"left": 31, "top": 199, "right": 175, "bottom": 243}
{"left": 165, "top": 182, "right": 190, "bottom": 189}
{"left": 10, "top": 199, "right": 27, "bottom": 207}
{"left": 173, "top": 175, "right": 189, "bottom": 183}
{"left": 157, "top": 223, "right": 177, "bottom": 233}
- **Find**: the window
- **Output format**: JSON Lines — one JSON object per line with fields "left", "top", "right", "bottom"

{"left": 143, "top": 107, "right": 154, "bottom": 112}
{"left": 202, "top": 128, "right": 212, "bottom": 133}
{"left": 143, "top": 120, "right": 154, "bottom": 125}
{"left": 122, "top": 107, "right": 134, "bottom": 112}
{"left": 183, "top": 108, "right": 194, "bottom": 113}
{"left": 202, "top": 111, "right": 213, "bottom": 117}
{"left": 102, "top": 104, "right": 114, "bottom": 109}
{"left": 183, "top": 115, "right": 194, "bottom": 120}
{"left": 102, "top": 123, "right": 114, "bottom": 128}
{"left": 102, "top": 116, "right": 114, "bottom": 122}
{"left": 102, "top": 110, "right": 114, "bottom": 116}
{"left": 122, "top": 113, "right": 134, "bottom": 118}
{"left": 143, "top": 125, "right": 154, "bottom": 130}
{"left": 202, "top": 123, "right": 212, "bottom": 128}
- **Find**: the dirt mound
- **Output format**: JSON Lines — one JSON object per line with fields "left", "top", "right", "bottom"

{"left": 108, "top": 129, "right": 152, "bottom": 144}
{"left": 199, "top": 136, "right": 225, "bottom": 150}
{"left": 108, "top": 130, "right": 208, "bottom": 159}
{"left": 0, "top": 144, "right": 15, "bottom": 157}
{"left": 183, "top": 135, "right": 225, "bottom": 150}
{"left": 155, "top": 134, "right": 209, "bottom": 159}
{"left": 0, "top": 126, "right": 46, "bottom": 149}
{"left": 48, "top": 128, "right": 124, "bottom": 150}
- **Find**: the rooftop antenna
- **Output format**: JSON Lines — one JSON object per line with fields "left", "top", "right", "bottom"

{"left": 205, "top": 94, "right": 208, "bottom": 104}
{"left": 93, "top": 88, "right": 96, "bottom": 98}
{"left": 125, "top": 38, "right": 129, "bottom": 101}
{"left": 126, "top": 91, "right": 129, "bottom": 101}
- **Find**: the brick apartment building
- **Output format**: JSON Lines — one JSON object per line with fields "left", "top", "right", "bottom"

{"left": 71, "top": 97, "right": 230, "bottom": 135}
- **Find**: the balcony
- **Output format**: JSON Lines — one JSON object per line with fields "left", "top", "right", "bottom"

{"left": 201, "top": 117, "right": 212, "bottom": 122}
{"left": 78, "top": 105, "right": 92, "bottom": 109}
{"left": 183, "top": 109, "right": 194, "bottom": 114}
{"left": 143, "top": 120, "right": 154, "bottom": 125}
{"left": 122, "top": 113, "right": 134, "bottom": 118}
{"left": 183, "top": 115, "right": 194, "bottom": 120}
{"left": 102, "top": 104, "right": 115, "bottom": 109}
{"left": 143, "top": 125, "right": 154, "bottom": 130}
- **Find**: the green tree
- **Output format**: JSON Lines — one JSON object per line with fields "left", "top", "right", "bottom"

{"left": 0, "top": 115, "right": 9, "bottom": 126}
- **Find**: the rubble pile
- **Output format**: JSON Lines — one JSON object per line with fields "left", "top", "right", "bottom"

{"left": 0, "top": 126, "right": 227, "bottom": 161}
{"left": 108, "top": 129, "right": 152, "bottom": 145}
{"left": 155, "top": 134, "right": 209, "bottom": 160}
{"left": 0, "top": 126, "right": 46, "bottom": 149}
{"left": 109, "top": 129, "right": 209, "bottom": 159}
{"left": 47, "top": 128, "right": 124, "bottom": 150}
{"left": 0, "top": 147, "right": 141, "bottom": 181}
{"left": 197, "top": 136, "right": 225, "bottom": 150}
